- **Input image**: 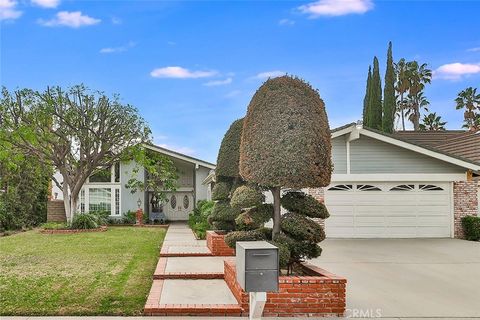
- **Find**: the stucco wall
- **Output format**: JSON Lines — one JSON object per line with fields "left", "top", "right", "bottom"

{"left": 120, "top": 160, "right": 145, "bottom": 214}
{"left": 195, "top": 166, "right": 211, "bottom": 202}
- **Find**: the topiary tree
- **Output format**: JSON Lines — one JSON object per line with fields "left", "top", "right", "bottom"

{"left": 209, "top": 119, "right": 245, "bottom": 231}
{"left": 230, "top": 185, "right": 265, "bottom": 209}
{"left": 239, "top": 76, "right": 332, "bottom": 237}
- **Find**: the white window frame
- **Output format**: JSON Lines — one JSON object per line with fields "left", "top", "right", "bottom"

{"left": 87, "top": 164, "right": 121, "bottom": 184}
{"left": 80, "top": 186, "right": 121, "bottom": 217}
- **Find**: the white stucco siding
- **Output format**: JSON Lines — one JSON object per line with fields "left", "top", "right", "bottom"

{"left": 195, "top": 166, "right": 211, "bottom": 202}
{"left": 120, "top": 160, "right": 145, "bottom": 214}
{"left": 349, "top": 135, "right": 466, "bottom": 174}
{"left": 332, "top": 136, "right": 347, "bottom": 174}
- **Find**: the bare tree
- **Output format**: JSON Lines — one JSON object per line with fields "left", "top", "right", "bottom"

{"left": 0, "top": 85, "right": 150, "bottom": 222}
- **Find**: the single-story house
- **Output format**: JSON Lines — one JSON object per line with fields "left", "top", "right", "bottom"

{"left": 306, "top": 123, "right": 480, "bottom": 239}
{"left": 48, "top": 144, "right": 215, "bottom": 222}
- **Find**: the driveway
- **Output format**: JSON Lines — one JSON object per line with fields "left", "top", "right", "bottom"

{"left": 310, "top": 239, "right": 480, "bottom": 318}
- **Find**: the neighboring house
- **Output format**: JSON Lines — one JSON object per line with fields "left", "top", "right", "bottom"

{"left": 48, "top": 144, "right": 215, "bottom": 222}
{"left": 306, "top": 123, "right": 480, "bottom": 239}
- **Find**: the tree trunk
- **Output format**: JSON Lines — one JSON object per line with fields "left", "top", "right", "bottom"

{"left": 414, "top": 102, "right": 420, "bottom": 131}
{"left": 271, "top": 187, "right": 281, "bottom": 238}
{"left": 400, "top": 93, "right": 405, "bottom": 131}
{"left": 62, "top": 185, "right": 72, "bottom": 223}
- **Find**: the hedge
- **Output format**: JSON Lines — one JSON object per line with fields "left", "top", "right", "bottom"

{"left": 281, "top": 191, "right": 329, "bottom": 219}
{"left": 280, "top": 212, "right": 326, "bottom": 243}
{"left": 230, "top": 185, "right": 265, "bottom": 209}
{"left": 462, "top": 216, "right": 480, "bottom": 241}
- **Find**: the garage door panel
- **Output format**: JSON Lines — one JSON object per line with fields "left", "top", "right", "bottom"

{"left": 324, "top": 181, "right": 452, "bottom": 238}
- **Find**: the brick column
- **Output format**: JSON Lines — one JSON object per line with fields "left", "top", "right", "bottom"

{"left": 453, "top": 181, "right": 479, "bottom": 238}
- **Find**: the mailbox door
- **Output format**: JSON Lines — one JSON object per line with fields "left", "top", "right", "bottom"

{"left": 245, "top": 270, "right": 279, "bottom": 292}
{"left": 246, "top": 249, "right": 278, "bottom": 270}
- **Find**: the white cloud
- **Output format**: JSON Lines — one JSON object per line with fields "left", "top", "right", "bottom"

{"left": 38, "top": 11, "right": 100, "bottom": 28}
{"left": 225, "top": 90, "right": 241, "bottom": 98}
{"left": 150, "top": 66, "right": 217, "bottom": 79}
{"left": 100, "top": 41, "right": 136, "bottom": 54}
{"left": 434, "top": 62, "right": 480, "bottom": 80}
{"left": 203, "top": 78, "right": 232, "bottom": 86}
{"left": 0, "top": 0, "right": 22, "bottom": 21}
{"left": 299, "top": 0, "right": 373, "bottom": 18}
{"left": 254, "top": 70, "right": 286, "bottom": 79}
{"left": 467, "top": 47, "right": 480, "bottom": 52}
{"left": 157, "top": 143, "right": 195, "bottom": 156}
{"left": 279, "top": 18, "right": 295, "bottom": 26}
{"left": 31, "top": 0, "right": 60, "bottom": 8}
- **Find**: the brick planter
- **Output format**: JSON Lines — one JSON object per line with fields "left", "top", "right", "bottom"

{"left": 40, "top": 226, "right": 108, "bottom": 234}
{"left": 206, "top": 230, "right": 235, "bottom": 256}
{"left": 224, "top": 259, "right": 346, "bottom": 317}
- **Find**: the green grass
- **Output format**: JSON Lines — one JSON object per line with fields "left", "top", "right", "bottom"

{"left": 0, "top": 226, "right": 166, "bottom": 315}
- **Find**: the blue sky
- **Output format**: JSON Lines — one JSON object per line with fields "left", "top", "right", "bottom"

{"left": 1, "top": 0, "right": 479, "bottom": 162}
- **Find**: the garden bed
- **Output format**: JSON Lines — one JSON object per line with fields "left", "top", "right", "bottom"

{"left": 40, "top": 226, "right": 108, "bottom": 234}
{"left": 206, "top": 230, "right": 235, "bottom": 256}
{"left": 224, "top": 259, "right": 346, "bottom": 317}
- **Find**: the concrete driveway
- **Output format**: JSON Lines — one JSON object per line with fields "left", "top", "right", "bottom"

{"left": 310, "top": 239, "right": 480, "bottom": 318}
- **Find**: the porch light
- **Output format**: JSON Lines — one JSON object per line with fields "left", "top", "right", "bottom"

{"left": 137, "top": 197, "right": 142, "bottom": 209}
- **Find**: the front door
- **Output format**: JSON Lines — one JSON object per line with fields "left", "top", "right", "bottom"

{"left": 164, "top": 192, "right": 193, "bottom": 221}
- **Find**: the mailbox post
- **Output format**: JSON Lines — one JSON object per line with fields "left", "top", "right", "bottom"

{"left": 236, "top": 241, "right": 279, "bottom": 320}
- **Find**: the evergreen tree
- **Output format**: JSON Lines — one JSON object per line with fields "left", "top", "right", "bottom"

{"left": 367, "top": 56, "right": 383, "bottom": 130}
{"left": 382, "top": 42, "right": 395, "bottom": 133}
{"left": 362, "top": 66, "right": 372, "bottom": 125}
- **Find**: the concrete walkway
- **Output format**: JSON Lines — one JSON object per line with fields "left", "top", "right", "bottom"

{"left": 145, "top": 222, "right": 241, "bottom": 316}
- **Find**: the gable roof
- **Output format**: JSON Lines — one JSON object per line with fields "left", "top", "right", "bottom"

{"left": 332, "top": 123, "right": 480, "bottom": 171}
{"left": 144, "top": 143, "right": 216, "bottom": 169}
{"left": 393, "top": 130, "right": 465, "bottom": 147}
{"left": 433, "top": 131, "right": 480, "bottom": 164}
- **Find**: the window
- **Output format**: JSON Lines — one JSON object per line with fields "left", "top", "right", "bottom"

{"left": 80, "top": 189, "right": 85, "bottom": 213}
{"left": 390, "top": 184, "right": 415, "bottom": 191}
{"left": 183, "top": 195, "right": 189, "bottom": 209}
{"left": 89, "top": 167, "right": 112, "bottom": 183}
{"left": 115, "top": 188, "right": 120, "bottom": 215}
{"left": 419, "top": 184, "right": 444, "bottom": 191}
{"left": 357, "top": 185, "right": 381, "bottom": 191}
{"left": 89, "top": 188, "right": 112, "bottom": 212}
{"left": 114, "top": 163, "right": 120, "bottom": 183}
{"left": 170, "top": 195, "right": 177, "bottom": 209}
{"left": 328, "top": 184, "right": 353, "bottom": 191}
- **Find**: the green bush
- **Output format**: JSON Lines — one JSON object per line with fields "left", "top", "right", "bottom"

{"left": 210, "top": 220, "right": 236, "bottom": 231}
{"left": 210, "top": 201, "right": 241, "bottom": 223}
{"left": 90, "top": 210, "right": 110, "bottom": 226}
{"left": 239, "top": 75, "right": 332, "bottom": 189}
{"left": 216, "top": 118, "right": 244, "bottom": 178}
{"left": 70, "top": 213, "right": 98, "bottom": 230}
{"left": 269, "top": 238, "right": 291, "bottom": 269}
{"left": 273, "top": 233, "right": 322, "bottom": 266}
{"left": 235, "top": 204, "right": 273, "bottom": 230}
{"left": 462, "top": 216, "right": 480, "bottom": 241}
{"left": 230, "top": 185, "right": 265, "bottom": 209}
{"left": 188, "top": 200, "right": 215, "bottom": 239}
{"left": 122, "top": 210, "right": 148, "bottom": 224}
{"left": 224, "top": 229, "right": 266, "bottom": 248}
{"left": 40, "top": 222, "right": 68, "bottom": 230}
{"left": 211, "top": 182, "right": 231, "bottom": 201}
{"left": 280, "top": 212, "right": 325, "bottom": 243}
{"left": 281, "top": 191, "right": 329, "bottom": 219}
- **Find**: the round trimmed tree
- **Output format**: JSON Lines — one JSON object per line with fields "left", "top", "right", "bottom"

{"left": 239, "top": 76, "right": 332, "bottom": 237}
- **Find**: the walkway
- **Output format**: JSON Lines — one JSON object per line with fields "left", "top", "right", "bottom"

{"left": 144, "top": 222, "right": 242, "bottom": 316}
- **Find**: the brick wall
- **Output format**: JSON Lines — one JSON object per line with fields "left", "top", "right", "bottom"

{"left": 454, "top": 181, "right": 479, "bottom": 238}
{"left": 206, "top": 231, "right": 235, "bottom": 256}
{"left": 47, "top": 200, "right": 66, "bottom": 222}
{"left": 224, "top": 259, "right": 346, "bottom": 317}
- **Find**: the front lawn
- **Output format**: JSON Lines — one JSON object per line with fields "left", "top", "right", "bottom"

{"left": 0, "top": 226, "right": 166, "bottom": 315}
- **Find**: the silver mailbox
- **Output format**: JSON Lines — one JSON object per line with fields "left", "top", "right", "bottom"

{"left": 236, "top": 241, "right": 279, "bottom": 292}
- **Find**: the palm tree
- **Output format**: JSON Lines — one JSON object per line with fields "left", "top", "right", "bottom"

{"left": 394, "top": 58, "right": 409, "bottom": 130}
{"left": 406, "top": 61, "right": 432, "bottom": 130}
{"left": 405, "top": 91, "right": 430, "bottom": 130}
{"left": 455, "top": 87, "right": 480, "bottom": 131}
{"left": 419, "top": 112, "right": 447, "bottom": 131}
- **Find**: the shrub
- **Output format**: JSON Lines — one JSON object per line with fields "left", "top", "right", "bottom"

{"left": 281, "top": 212, "right": 325, "bottom": 243}
{"left": 224, "top": 229, "right": 266, "bottom": 248}
{"left": 462, "top": 216, "right": 480, "bottom": 241}
{"left": 239, "top": 75, "right": 332, "bottom": 189}
{"left": 188, "top": 200, "right": 215, "bottom": 239}
{"left": 90, "top": 210, "right": 110, "bottom": 226}
{"left": 211, "top": 201, "right": 241, "bottom": 222}
{"left": 235, "top": 204, "right": 273, "bottom": 230}
{"left": 273, "top": 233, "right": 322, "bottom": 267}
{"left": 211, "top": 182, "right": 231, "bottom": 201}
{"left": 122, "top": 210, "right": 148, "bottom": 224}
{"left": 70, "top": 213, "right": 98, "bottom": 230}
{"left": 210, "top": 220, "right": 236, "bottom": 231}
{"left": 40, "top": 222, "right": 67, "bottom": 230}
{"left": 269, "top": 238, "right": 291, "bottom": 269}
{"left": 281, "top": 191, "right": 329, "bottom": 219}
{"left": 230, "top": 185, "right": 265, "bottom": 209}
{"left": 216, "top": 118, "right": 244, "bottom": 178}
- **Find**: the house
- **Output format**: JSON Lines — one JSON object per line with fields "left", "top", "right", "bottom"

{"left": 306, "top": 123, "right": 480, "bottom": 239}
{"left": 48, "top": 144, "right": 215, "bottom": 222}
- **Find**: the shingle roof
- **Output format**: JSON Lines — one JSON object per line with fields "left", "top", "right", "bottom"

{"left": 392, "top": 130, "right": 465, "bottom": 147}
{"left": 434, "top": 131, "right": 480, "bottom": 164}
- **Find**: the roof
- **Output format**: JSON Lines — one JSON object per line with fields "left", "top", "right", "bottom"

{"left": 392, "top": 131, "right": 465, "bottom": 148}
{"left": 332, "top": 123, "right": 480, "bottom": 171}
{"left": 144, "top": 143, "right": 216, "bottom": 169}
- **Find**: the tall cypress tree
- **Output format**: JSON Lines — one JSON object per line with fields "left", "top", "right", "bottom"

{"left": 362, "top": 66, "right": 372, "bottom": 125}
{"left": 368, "top": 56, "right": 383, "bottom": 130}
{"left": 382, "top": 41, "right": 395, "bottom": 133}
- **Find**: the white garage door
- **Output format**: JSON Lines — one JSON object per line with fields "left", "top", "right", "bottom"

{"left": 324, "top": 182, "right": 452, "bottom": 238}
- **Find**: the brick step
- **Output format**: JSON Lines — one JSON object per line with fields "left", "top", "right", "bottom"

{"left": 144, "top": 303, "right": 242, "bottom": 316}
